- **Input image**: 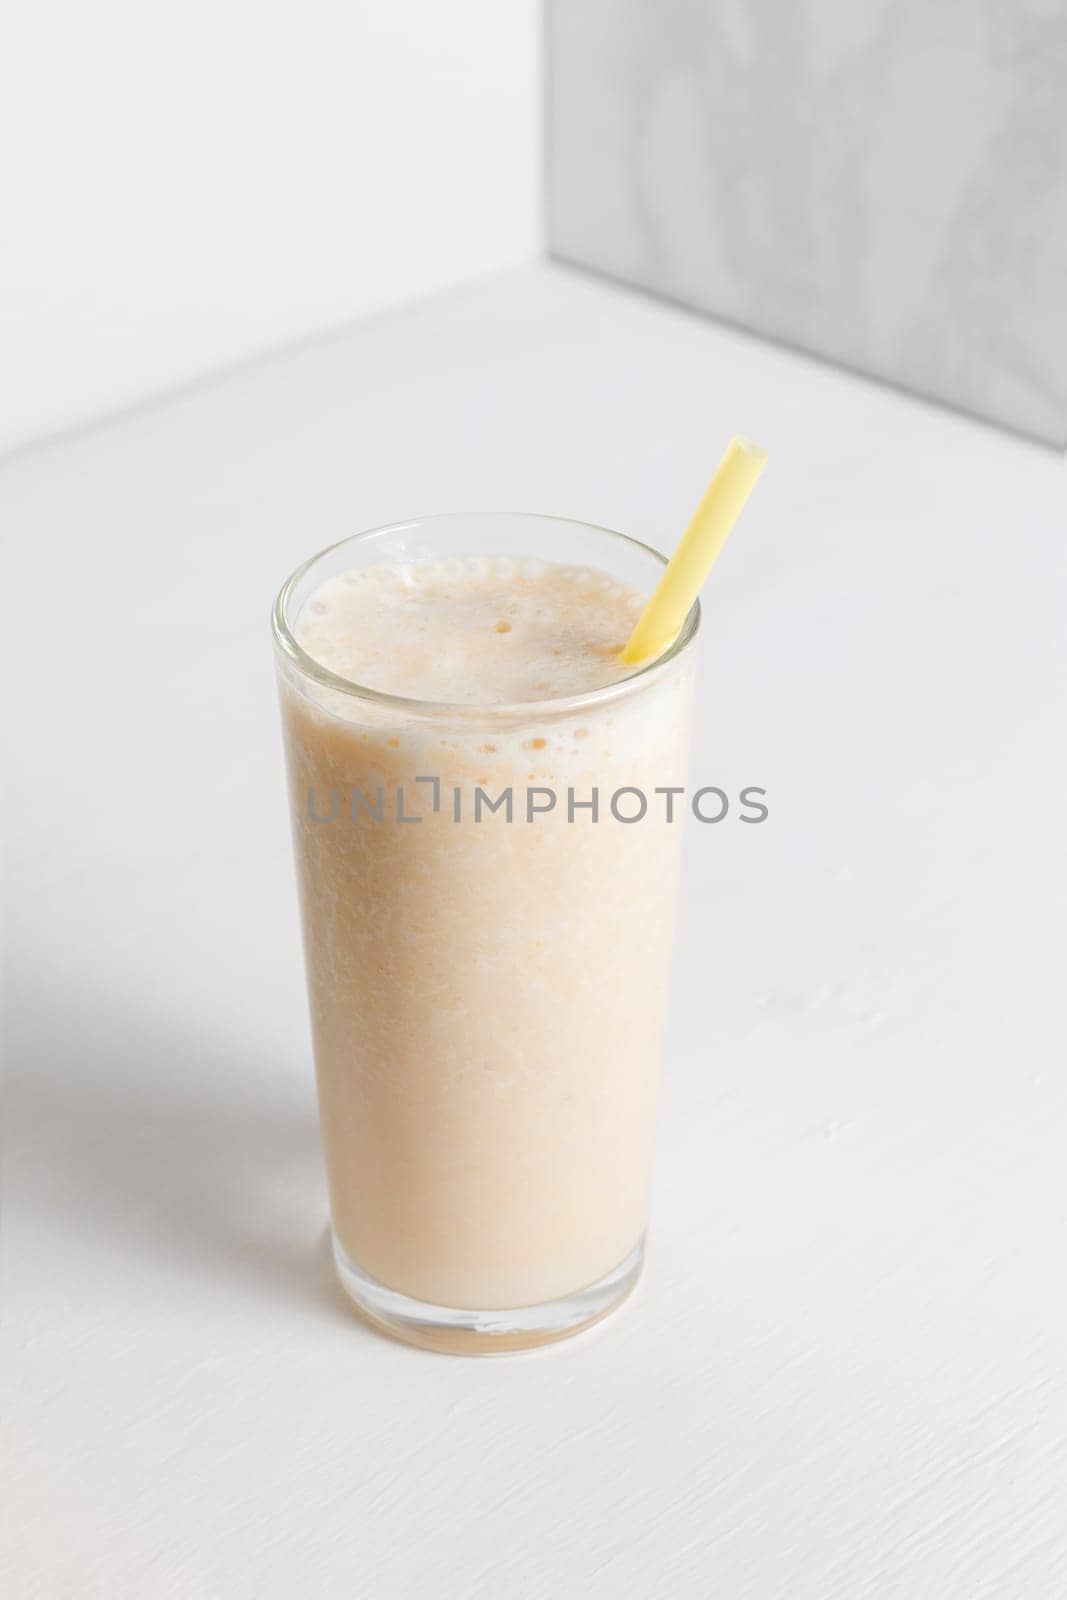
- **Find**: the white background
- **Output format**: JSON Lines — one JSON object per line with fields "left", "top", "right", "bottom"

{"left": 4, "top": 264, "right": 1064, "bottom": 1598}
{"left": 3, "top": 6, "right": 1065, "bottom": 1594}
{"left": 0, "top": 0, "right": 540, "bottom": 451}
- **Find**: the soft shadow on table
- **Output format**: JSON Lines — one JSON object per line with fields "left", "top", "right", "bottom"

{"left": 7, "top": 967, "right": 376, "bottom": 1338}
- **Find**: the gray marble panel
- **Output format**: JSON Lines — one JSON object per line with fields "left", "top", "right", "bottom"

{"left": 548, "top": 0, "right": 1066, "bottom": 445}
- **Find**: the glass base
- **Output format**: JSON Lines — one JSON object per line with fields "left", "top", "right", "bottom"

{"left": 331, "top": 1233, "right": 645, "bottom": 1355}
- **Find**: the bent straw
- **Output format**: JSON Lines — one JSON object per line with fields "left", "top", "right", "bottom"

{"left": 620, "top": 436, "right": 768, "bottom": 665}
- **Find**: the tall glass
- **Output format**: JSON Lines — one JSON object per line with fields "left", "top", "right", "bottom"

{"left": 273, "top": 515, "right": 699, "bottom": 1352}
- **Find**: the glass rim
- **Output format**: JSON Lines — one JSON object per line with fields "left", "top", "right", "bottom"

{"left": 271, "top": 512, "right": 701, "bottom": 718}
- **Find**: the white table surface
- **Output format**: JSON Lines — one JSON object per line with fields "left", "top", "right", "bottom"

{"left": 3, "top": 263, "right": 1064, "bottom": 1599}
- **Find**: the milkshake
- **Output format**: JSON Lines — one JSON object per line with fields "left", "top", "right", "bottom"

{"left": 273, "top": 515, "right": 698, "bottom": 1351}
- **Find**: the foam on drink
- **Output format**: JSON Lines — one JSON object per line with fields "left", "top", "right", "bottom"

{"left": 295, "top": 556, "right": 646, "bottom": 704}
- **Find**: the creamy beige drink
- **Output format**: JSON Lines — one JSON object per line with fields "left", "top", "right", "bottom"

{"left": 274, "top": 521, "right": 697, "bottom": 1348}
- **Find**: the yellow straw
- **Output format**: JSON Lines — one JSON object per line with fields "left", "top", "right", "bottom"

{"left": 620, "top": 436, "right": 768, "bottom": 664}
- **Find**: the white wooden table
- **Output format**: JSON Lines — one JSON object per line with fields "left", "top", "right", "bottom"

{"left": 4, "top": 264, "right": 1064, "bottom": 1598}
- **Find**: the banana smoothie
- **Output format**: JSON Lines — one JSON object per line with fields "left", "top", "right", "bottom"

{"left": 274, "top": 521, "right": 697, "bottom": 1347}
